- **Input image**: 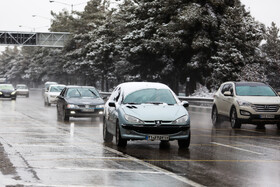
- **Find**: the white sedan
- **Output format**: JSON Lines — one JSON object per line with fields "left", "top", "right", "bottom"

{"left": 44, "top": 84, "right": 65, "bottom": 106}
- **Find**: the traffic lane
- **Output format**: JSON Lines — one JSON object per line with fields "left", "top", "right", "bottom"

{"left": 106, "top": 108, "right": 280, "bottom": 187}
{"left": 0, "top": 91, "right": 195, "bottom": 186}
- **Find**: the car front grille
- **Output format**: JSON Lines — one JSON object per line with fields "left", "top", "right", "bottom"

{"left": 251, "top": 104, "right": 279, "bottom": 112}
{"left": 77, "top": 105, "right": 95, "bottom": 108}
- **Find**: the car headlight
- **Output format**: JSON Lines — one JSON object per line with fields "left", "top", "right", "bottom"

{"left": 11, "top": 91, "right": 16, "bottom": 95}
{"left": 236, "top": 99, "right": 251, "bottom": 107}
{"left": 96, "top": 105, "right": 104, "bottom": 109}
{"left": 172, "top": 115, "right": 189, "bottom": 124}
{"left": 124, "top": 114, "right": 144, "bottom": 124}
{"left": 0, "top": 92, "right": 2, "bottom": 95}
{"left": 50, "top": 95, "right": 57, "bottom": 98}
{"left": 67, "top": 104, "right": 78, "bottom": 109}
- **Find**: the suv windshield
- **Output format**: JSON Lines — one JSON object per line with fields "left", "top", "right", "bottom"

{"left": 67, "top": 88, "right": 100, "bottom": 98}
{"left": 236, "top": 84, "right": 277, "bottom": 96}
{"left": 123, "top": 88, "right": 177, "bottom": 105}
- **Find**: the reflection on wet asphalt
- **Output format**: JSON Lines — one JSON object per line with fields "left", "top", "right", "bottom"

{"left": 0, "top": 89, "right": 280, "bottom": 186}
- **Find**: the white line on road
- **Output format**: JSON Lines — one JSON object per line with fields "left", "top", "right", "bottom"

{"left": 211, "top": 142, "right": 263, "bottom": 155}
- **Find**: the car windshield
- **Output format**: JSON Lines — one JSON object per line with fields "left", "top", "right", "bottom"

{"left": 50, "top": 86, "right": 65, "bottom": 92}
{"left": 123, "top": 88, "right": 177, "bottom": 105}
{"left": 66, "top": 88, "right": 100, "bottom": 98}
{"left": 0, "top": 84, "right": 14, "bottom": 90}
{"left": 235, "top": 85, "right": 277, "bottom": 96}
{"left": 17, "top": 85, "right": 27, "bottom": 89}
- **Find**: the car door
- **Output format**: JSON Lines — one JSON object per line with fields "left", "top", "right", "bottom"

{"left": 218, "top": 83, "right": 234, "bottom": 116}
{"left": 107, "top": 87, "right": 122, "bottom": 135}
{"left": 57, "top": 88, "right": 67, "bottom": 115}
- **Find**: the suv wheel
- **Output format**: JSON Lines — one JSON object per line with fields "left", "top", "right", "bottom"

{"left": 212, "top": 105, "right": 220, "bottom": 126}
{"left": 230, "top": 107, "right": 241, "bottom": 128}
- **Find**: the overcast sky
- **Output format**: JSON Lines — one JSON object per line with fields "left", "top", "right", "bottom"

{"left": 0, "top": 0, "right": 280, "bottom": 52}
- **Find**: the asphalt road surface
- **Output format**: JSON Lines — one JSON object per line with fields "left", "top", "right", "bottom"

{"left": 0, "top": 89, "right": 280, "bottom": 187}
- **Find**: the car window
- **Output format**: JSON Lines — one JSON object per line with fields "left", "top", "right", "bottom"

{"left": 221, "top": 84, "right": 232, "bottom": 94}
{"left": 236, "top": 85, "right": 277, "bottom": 96}
{"left": 123, "top": 88, "right": 177, "bottom": 105}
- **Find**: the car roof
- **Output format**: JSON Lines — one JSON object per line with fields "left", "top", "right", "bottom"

{"left": 117, "top": 82, "right": 173, "bottom": 97}
{"left": 49, "top": 84, "right": 65, "bottom": 87}
{"left": 65, "top": 85, "right": 96, "bottom": 89}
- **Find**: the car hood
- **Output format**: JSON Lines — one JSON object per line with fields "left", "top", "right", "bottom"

{"left": 0, "top": 89, "right": 14, "bottom": 93}
{"left": 66, "top": 97, "right": 104, "bottom": 105}
{"left": 121, "top": 104, "right": 187, "bottom": 121}
{"left": 237, "top": 96, "right": 280, "bottom": 104}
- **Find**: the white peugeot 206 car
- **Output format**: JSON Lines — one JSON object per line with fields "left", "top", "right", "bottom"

{"left": 212, "top": 81, "right": 280, "bottom": 129}
{"left": 103, "top": 82, "right": 190, "bottom": 148}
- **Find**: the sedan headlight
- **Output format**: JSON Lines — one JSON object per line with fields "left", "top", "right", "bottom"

{"left": 0, "top": 92, "right": 2, "bottom": 95}
{"left": 11, "top": 91, "right": 16, "bottom": 95}
{"left": 67, "top": 104, "right": 78, "bottom": 109}
{"left": 96, "top": 105, "right": 104, "bottom": 109}
{"left": 124, "top": 114, "right": 144, "bottom": 124}
{"left": 172, "top": 115, "right": 189, "bottom": 124}
{"left": 236, "top": 99, "right": 251, "bottom": 107}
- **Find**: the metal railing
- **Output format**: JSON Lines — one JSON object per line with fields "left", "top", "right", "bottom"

{"left": 99, "top": 92, "right": 214, "bottom": 107}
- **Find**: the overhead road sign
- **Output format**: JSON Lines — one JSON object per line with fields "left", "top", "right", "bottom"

{"left": 0, "top": 31, "right": 70, "bottom": 47}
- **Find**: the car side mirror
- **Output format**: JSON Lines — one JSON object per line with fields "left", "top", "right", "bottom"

{"left": 181, "top": 101, "right": 189, "bottom": 108}
{"left": 224, "top": 91, "right": 233, "bottom": 96}
{"left": 108, "top": 102, "right": 116, "bottom": 108}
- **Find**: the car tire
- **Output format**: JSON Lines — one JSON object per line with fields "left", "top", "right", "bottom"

{"left": 47, "top": 99, "right": 51, "bottom": 106}
{"left": 116, "top": 121, "right": 127, "bottom": 147}
{"left": 62, "top": 108, "right": 69, "bottom": 122}
{"left": 277, "top": 123, "right": 280, "bottom": 129}
{"left": 178, "top": 131, "right": 191, "bottom": 149}
{"left": 103, "top": 117, "right": 113, "bottom": 142}
{"left": 212, "top": 105, "right": 220, "bottom": 126}
{"left": 230, "top": 107, "right": 241, "bottom": 129}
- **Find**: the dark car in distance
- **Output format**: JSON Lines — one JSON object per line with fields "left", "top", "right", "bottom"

{"left": 0, "top": 84, "right": 17, "bottom": 100}
{"left": 57, "top": 86, "right": 105, "bottom": 121}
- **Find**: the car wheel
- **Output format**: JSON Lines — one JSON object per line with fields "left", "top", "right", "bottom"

{"left": 178, "top": 131, "right": 191, "bottom": 149}
{"left": 212, "top": 105, "right": 220, "bottom": 126}
{"left": 26, "top": 94, "right": 29, "bottom": 98}
{"left": 47, "top": 99, "right": 51, "bottom": 106}
{"left": 57, "top": 107, "right": 61, "bottom": 121}
{"left": 230, "top": 107, "right": 241, "bottom": 128}
{"left": 277, "top": 123, "right": 280, "bottom": 129}
{"left": 62, "top": 108, "right": 69, "bottom": 122}
{"left": 103, "top": 117, "right": 113, "bottom": 142}
{"left": 116, "top": 121, "right": 127, "bottom": 147}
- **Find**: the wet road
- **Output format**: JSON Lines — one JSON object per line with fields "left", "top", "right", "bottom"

{"left": 0, "top": 89, "right": 280, "bottom": 186}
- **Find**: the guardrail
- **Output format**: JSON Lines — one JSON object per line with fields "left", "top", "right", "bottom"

{"left": 100, "top": 92, "right": 214, "bottom": 107}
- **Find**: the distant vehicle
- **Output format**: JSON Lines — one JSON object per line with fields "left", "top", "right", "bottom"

{"left": 212, "top": 81, "right": 280, "bottom": 129}
{"left": 0, "top": 84, "right": 17, "bottom": 100}
{"left": 16, "top": 84, "right": 29, "bottom": 97}
{"left": 103, "top": 82, "right": 190, "bottom": 148}
{"left": 44, "top": 81, "right": 58, "bottom": 92}
{"left": 44, "top": 84, "right": 65, "bottom": 106}
{"left": 57, "top": 86, "right": 105, "bottom": 121}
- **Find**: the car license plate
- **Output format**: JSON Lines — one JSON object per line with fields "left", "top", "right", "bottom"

{"left": 146, "top": 135, "right": 169, "bottom": 141}
{"left": 260, "top": 114, "right": 274, "bottom": 119}
{"left": 82, "top": 108, "right": 95, "bottom": 112}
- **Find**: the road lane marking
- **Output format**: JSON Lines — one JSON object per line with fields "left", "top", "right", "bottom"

{"left": 211, "top": 142, "right": 263, "bottom": 155}
{"left": 101, "top": 144, "right": 205, "bottom": 187}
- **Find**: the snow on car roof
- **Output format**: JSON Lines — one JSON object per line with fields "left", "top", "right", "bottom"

{"left": 118, "top": 82, "right": 175, "bottom": 98}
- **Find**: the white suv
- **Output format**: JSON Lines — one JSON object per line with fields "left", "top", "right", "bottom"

{"left": 212, "top": 82, "right": 280, "bottom": 129}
